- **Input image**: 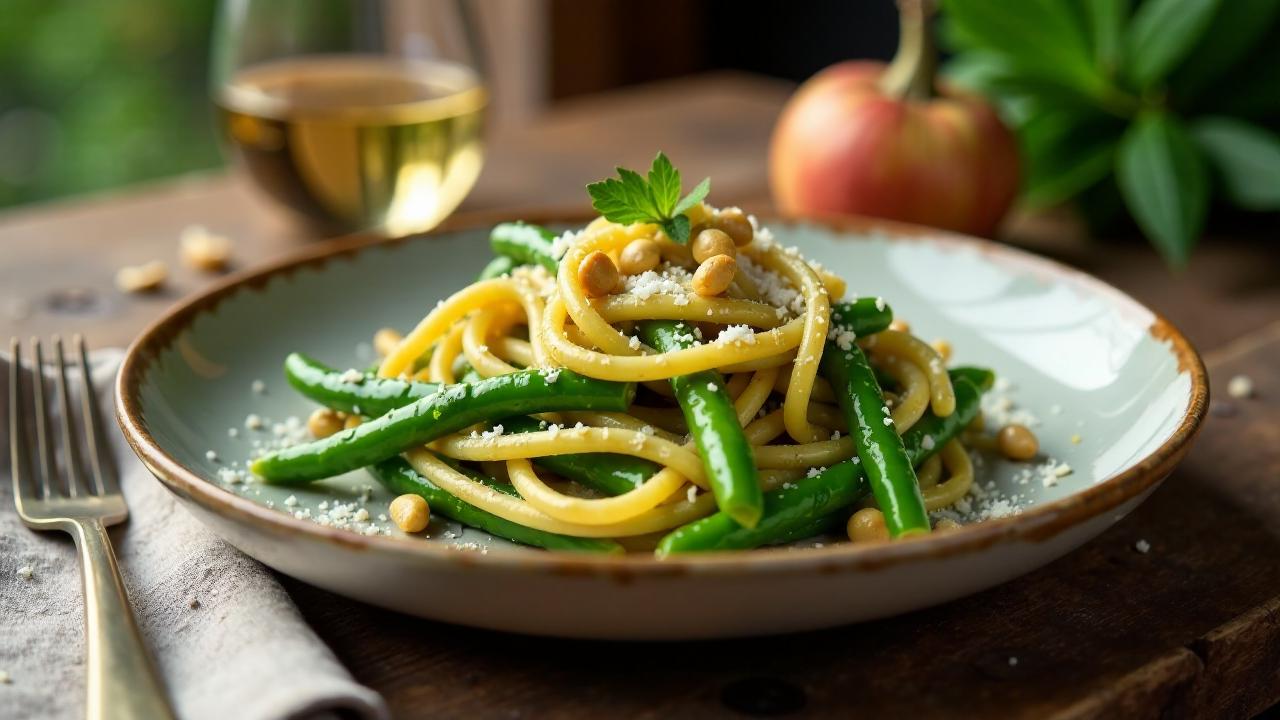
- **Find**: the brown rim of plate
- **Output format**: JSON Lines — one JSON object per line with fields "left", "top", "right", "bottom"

{"left": 115, "top": 209, "right": 1209, "bottom": 578}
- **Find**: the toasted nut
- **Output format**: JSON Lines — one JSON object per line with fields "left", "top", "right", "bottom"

{"left": 179, "top": 225, "right": 232, "bottom": 272}
{"left": 692, "top": 254, "right": 737, "bottom": 297}
{"left": 578, "top": 251, "right": 620, "bottom": 298}
{"left": 691, "top": 228, "right": 737, "bottom": 263}
{"left": 618, "top": 239, "right": 661, "bottom": 275}
{"left": 847, "top": 507, "right": 889, "bottom": 543}
{"left": 389, "top": 493, "right": 430, "bottom": 533}
{"left": 373, "top": 327, "right": 403, "bottom": 357}
{"left": 997, "top": 423, "right": 1039, "bottom": 461}
{"left": 931, "top": 339, "right": 953, "bottom": 362}
{"left": 889, "top": 319, "right": 911, "bottom": 333}
{"left": 307, "top": 408, "right": 344, "bottom": 439}
{"left": 935, "top": 518, "right": 962, "bottom": 531}
{"left": 711, "top": 207, "right": 754, "bottom": 246}
{"left": 344, "top": 414, "right": 363, "bottom": 429}
{"left": 115, "top": 261, "right": 168, "bottom": 293}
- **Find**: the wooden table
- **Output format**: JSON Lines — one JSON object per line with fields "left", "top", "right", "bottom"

{"left": 4, "top": 72, "right": 1279, "bottom": 719}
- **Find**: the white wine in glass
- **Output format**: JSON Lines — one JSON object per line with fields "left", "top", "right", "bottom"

{"left": 212, "top": 0, "right": 486, "bottom": 236}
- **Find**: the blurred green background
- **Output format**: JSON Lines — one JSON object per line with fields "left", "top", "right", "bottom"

{"left": 0, "top": 0, "right": 221, "bottom": 209}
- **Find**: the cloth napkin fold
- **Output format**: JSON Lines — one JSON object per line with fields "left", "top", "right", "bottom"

{"left": 0, "top": 350, "right": 388, "bottom": 720}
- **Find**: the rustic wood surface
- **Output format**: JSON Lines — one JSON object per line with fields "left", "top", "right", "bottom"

{"left": 2, "top": 72, "right": 1277, "bottom": 719}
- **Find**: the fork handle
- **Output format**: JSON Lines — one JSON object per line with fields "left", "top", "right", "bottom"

{"left": 72, "top": 519, "right": 176, "bottom": 720}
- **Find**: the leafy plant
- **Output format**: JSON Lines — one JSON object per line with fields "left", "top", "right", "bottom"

{"left": 943, "top": 0, "right": 1280, "bottom": 266}
{"left": 587, "top": 152, "right": 710, "bottom": 244}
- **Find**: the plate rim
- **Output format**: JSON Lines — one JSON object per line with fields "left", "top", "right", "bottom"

{"left": 115, "top": 209, "right": 1209, "bottom": 577}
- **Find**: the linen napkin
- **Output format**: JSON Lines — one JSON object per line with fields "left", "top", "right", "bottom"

{"left": 0, "top": 350, "right": 388, "bottom": 720}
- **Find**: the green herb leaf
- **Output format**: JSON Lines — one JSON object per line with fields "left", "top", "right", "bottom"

{"left": 647, "top": 152, "right": 681, "bottom": 213}
{"left": 1116, "top": 112, "right": 1208, "bottom": 267}
{"left": 1192, "top": 116, "right": 1280, "bottom": 210}
{"left": 1123, "top": 0, "right": 1221, "bottom": 89}
{"left": 587, "top": 152, "right": 711, "bottom": 243}
{"left": 660, "top": 216, "right": 690, "bottom": 246}
{"left": 672, "top": 177, "right": 710, "bottom": 218}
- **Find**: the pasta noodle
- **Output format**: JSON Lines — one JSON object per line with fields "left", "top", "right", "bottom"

{"left": 351, "top": 201, "right": 1007, "bottom": 548}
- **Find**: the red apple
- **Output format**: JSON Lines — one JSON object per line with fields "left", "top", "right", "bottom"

{"left": 769, "top": 4, "right": 1019, "bottom": 237}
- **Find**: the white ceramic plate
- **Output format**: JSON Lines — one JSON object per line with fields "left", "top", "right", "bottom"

{"left": 116, "top": 213, "right": 1208, "bottom": 639}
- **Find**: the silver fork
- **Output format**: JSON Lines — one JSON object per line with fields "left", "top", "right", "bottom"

{"left": 9, "top": 336, "right": 174, "bottom": 720}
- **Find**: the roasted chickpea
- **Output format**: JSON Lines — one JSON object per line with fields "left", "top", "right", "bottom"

{"left": 997, "top": 423, "right": 1039, "bottom": 461}
{"left": 618, "top": 239, "right": 661, "bottom": 275}
{"left": 847, "top": 507, "right": 889, "bottom": 543}
{"left": 578, "top": 251, "right": 621, "bottom": 297}
{"left": 692, "top": 254, "right": 737, "bottom": 296}
{"left": 932, "top": 339, "right": 953, "bottom": 362}
{"left": 711, "top": 207, "right": 754, "bottom": 247}
{"left": 691, "top": 228, "right": 737, "bottom": 263}
{"left": 389, "top": 494, "right": 430, "bottom": 533}
{"left": 373, "top": 327, "right": 403, "bottom": 358}
{"left": 307, "top": 408, "right": 344, "bottom": 439}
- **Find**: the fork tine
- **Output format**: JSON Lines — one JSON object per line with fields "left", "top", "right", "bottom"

{"left": 10, "top": 338, "right": 37, "bottom": 503}
{"left": 53, "top": 336, "right": 90, "bottom": 498}
{"left": 31, "top": 338, "right": 58, "bottom": 499}
{"left": 76, "top": 335, "right": 117, "bottom": 496}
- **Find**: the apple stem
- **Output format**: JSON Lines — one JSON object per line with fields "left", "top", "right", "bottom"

{"left": 879, "top": 0, "right": 937, "bottom": 101}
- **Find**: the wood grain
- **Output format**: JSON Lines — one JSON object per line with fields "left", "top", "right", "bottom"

{"left": 1, "top": 71, "right": 1278, "bottom": 718}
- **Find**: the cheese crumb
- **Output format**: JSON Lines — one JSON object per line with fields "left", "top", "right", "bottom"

{"left": 284, "top": 495, "right": 298, "bottom": 507}
{"left": 1227, "top": 374, "right": 1254, "bottom": 399}
{"left": 686, "top": 485, "right": 697, "bottom": 504}
{"left": 542, "top": 367, "right": 562, "bottom": 383}
{"left": 628, "top": 335, "right": 642, "bottom": 351}
{"left": 717, "top": 324, "right": 756, "bottom": 346}
{"left": 921, "top": 436, "right": 936, "bottom": 451}
{"left": 706, "top": 382, "right": 718, "bottom": 392}
{"left": 353, "top": 508, "right": 370, "bottom": 522}
{"left": 0, "top": 670, "right": 10, "bottom": 684}
{"left": 1135, "top": 539, "right": 1151, "bottom": 554}
{"left": 337, "top": 368, "right": 365, "bottom": 384}
{"left": 16, "top": 565, "right": 33, "bottom": 580}
{"left": 251, "top": 380, "right": 266, "bottom": 394}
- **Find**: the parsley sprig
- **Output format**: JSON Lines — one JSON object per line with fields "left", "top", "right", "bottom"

{"left": 586, "top": 152, "right": 710, "bottom": 244}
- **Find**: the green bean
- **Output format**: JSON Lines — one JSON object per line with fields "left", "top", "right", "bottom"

{"left": 656, "top": 372, "right": 987, "bottom": 554}
{"left": 637, "top": 320, "right": 762, "bottom": 528}
{"left": 286, "top": 353, "right": 439, "bottom": 417}
{"left": 498, "top": 416, "right": 657, "bottom": 496}
{"left": 830, "top": 297, "right": 894, "bottom": 337}
{"left": 478, "top": 255, "right": 520, "bottom": 280}
{"left": 369, "top": 457, "right": 623, "bottom": 554}
{"left": 284, "top": 358, "right": 654, "bottom": 495}
{"left": 821, "top": 341, "right": 929, "bottom": 538}
{"left": 251, "top": 368, "right": 635, "bottom": 484}
{"left": 490, "top": 222, "right": 559, "bottom": 272}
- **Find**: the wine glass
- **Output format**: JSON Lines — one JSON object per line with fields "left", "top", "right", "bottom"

{"left": 210, "top": 0, "right": 486, "bottom": 236}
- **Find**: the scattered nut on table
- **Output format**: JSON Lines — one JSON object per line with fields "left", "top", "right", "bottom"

{"left": 180, "top": 225, "right": 232, "bottom": 272}
{"left": 115, "top": 260, "right": 168, "bottom": 293}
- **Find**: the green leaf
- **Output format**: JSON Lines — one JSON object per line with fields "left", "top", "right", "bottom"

{"left": 1191, "top": 116, "right": 1280, "bottom": 209}
{"left": 646, "top": 152, "right": 681, "bottom": 215}
{"left": 586, "top": 153, "right": 709, "bottom": 243}
{"left": 660, "top": 215, "right": 692, "bottom": 245}
{"left": 1169, "top": 0, "right": 1280, "bottom": 106}
{"left": 1083, "top": 0, "right": 1129, "bottom": 72}
{"left": 1116, "top": 112, "right": 1208, "bottom": 267}
{"left": 672, "top": 176, "right": 710, "bottom": 218}
{"left": 586, "top": 178, "right": 656, "bottom": 225}
{"left": 943, "top": 0, "right": 1102, "bottom": 96}
{"left": 1123, "top": 0, "right": 1221, "bottom": 89}
{"left": 1019, "top": 110, "right": 1124, "bottom": 208}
